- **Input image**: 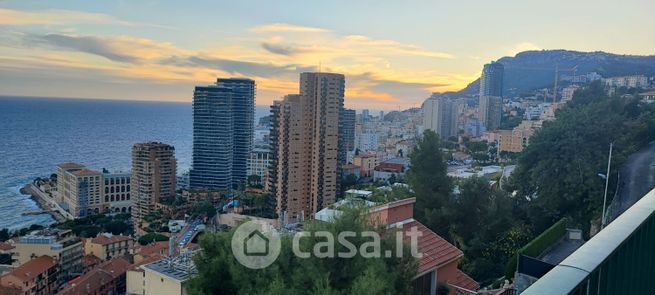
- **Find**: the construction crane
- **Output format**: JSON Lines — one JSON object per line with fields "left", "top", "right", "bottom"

{"left": 552, "top": 65, "right": 578, "bottom": 103}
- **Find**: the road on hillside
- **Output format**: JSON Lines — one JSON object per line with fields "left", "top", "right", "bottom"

{"left": 610, "top": 141, "right": 655, "bottom": 221}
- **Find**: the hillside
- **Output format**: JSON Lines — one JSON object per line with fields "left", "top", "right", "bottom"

{"left": 456, "top": 50, "right": 655, "bottom": 96}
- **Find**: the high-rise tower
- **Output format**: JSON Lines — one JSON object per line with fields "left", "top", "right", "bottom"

{"left": 269, "top": 73, "right": 345, "bottom": 222}
{"left": 131, "top": 142, "right": 176, "bottom": 224}
{"left": 479, "top": 62, "right": 504, "bottom": 130}
{"left": 190, "top": 78, "right": 255, "bottom": 189}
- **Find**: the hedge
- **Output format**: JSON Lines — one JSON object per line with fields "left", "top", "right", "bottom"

{"left": 505, "top": 217, "right": 568, "bottom": 279}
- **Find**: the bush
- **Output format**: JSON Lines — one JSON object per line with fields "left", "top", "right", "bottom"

{"left": 505, "top": 218, "right": 567, "bottom": 279}
{"left": 138, "top": 233, "right": 169, "bottom": 245}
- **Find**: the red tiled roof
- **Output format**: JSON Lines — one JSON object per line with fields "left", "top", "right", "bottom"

{"left": 58, "top": 257, "right": 130, "bottom": 295}
{"left": 0, "top": 242, "right": 14, "bottom": 251}
{"left": 374, "top": 162, "right": 405, "bottom": 173}
{"left": 128, "top": 254, "right": 162, "bottom": 271}
{"left": 72, "top": 169, "right": 101, "bottom": 176}
{"left": 0, "top": 286, "right": 21, "bottom": 295}
{"left": 90, "top": 234, "right": 131, "bottom": 245}
{"left": 401, "top": 220, "right": 462, "bottom": 275}
{"left": 136, "top": 241, "right": 168, "bottom": 257}
{"left": 84, "top": 255, "right": 102, "bottom": 268}
{"left": 449, "top": 269, "right": 480, "bottom": 292}
{"left": 3, "top": 256, "right": 56, "bottom": 282}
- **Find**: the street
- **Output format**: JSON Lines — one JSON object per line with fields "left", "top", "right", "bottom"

{"left": 610, "top": 141, "right": 655, "bottom": 221}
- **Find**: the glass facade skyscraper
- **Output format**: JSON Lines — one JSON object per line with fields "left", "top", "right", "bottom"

{"left": 190, "top": 78, "right": 255, "bottom": 190}
{"left": 479, "top": 61, "right": 504, "bottom": 97}
{"left": 479, "top": 62, "right": 504, "bottom": 130}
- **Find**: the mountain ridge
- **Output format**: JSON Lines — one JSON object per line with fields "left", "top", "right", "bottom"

{"left": 452, "top": 49, "right": 655, "bottom": 96}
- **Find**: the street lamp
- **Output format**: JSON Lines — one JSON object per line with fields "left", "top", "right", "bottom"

{"left": 599, "top": 143, "right": 613, "bottom": 229}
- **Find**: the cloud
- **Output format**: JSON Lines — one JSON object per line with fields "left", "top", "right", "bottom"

{"left": 161, "top": 55, "right": 315, "bottom": 78}
{"left": 0, "top": 8, "right": 170, "bottom": 29}
{"left": 23, "top": 34, "right": 138, "bottom": 63}
{"left": 20, "top": 33, "right": 184, "bottom": 63}
{"left": 250, "top": 23, "right": 329, "bottom": 33}
{"left": 0, "top": 8, "right": 132, "bottom": 26}
{"left": 509, "top": 42, "right": 541, "bottom": 56}
{"left": 343, "top": 35, "right": 455, "bottom": 59}
{"left": 261, "top": 42, "right": 299, "bottom": 56}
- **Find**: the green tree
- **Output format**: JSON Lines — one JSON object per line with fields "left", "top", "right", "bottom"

{"left": 187, "top": 207, "right": 418, "bottom": 295}
{"left": 511, "top": 81, "right": 655, "bottom": 233}
{"left": 406, "top": 130, "right": 453, "bottom": 237}
{"left": 138, "top": 233, "right": 169, "bottom": 245}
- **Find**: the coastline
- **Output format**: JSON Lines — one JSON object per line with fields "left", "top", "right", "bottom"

{"left": 20, "top": 184, "right": 71, "bottom": 223}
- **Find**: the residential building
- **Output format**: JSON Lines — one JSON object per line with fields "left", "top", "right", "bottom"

{"left": 315, "top": 198, "right": 479, "bottom": 294}
{"left": 133, "top": 241, "right": 169, "bottom": 264}
{"left": 361, "top": 109, "right": 370, "bottom": 122}
{"left": 640, "top": 90, "right": 655, "bottom": 102}
{"left": 603, "top": 75, "right": 649, "bottom": 88}
{"left": 102, "top": 172, "right": 131, "bottom": 214}
{"left": 131, "top": 142, "right": 177, "bottom": 225}
{"left": 58, "top": 256, "right": 130, "bottom": 295}
{"left": 341, "top": 164, "right": 361, "bottom": 179}
{"left": 479, "top": 95, "right": 502, "bottom": 131}
{"left": 268, "top": 72, "right": 345, "bottom": 222}
{"left": 216, "top": 78, "right": 255, "bottom": 187}
{"left": 561, "top": 85, "right": 580, "bottom": 101}
{"left": 126, "top": 255, "right": 163, "bottom": 295}
{"left": 180, "top": 189, "right": 221, "bottom": 205}
{"left": 479, "top": 61, "right": 504, "bottom": 131}
{"left": 357, "top": 129, "right": 378, "bottom": 152}
{"left": 247, "top": 145, "right": 271, "bottom": 184}
{"left": 373, "top": 158, "right": 409, "bottom": 182}
{"left": 339, "top": 108, "right": 356, "bottom": 164}
{"left": 352, "top": 154, "right": 378, "bottom": 178}
{"left": 0, "top": 255, "right": 58, "bottom": 295}
{"left": 141, "top": 253, "right": 197, "bottom": 295}
{"left": 496, "top": 120, "right": 541, "bottom": 153}
{"left": 56, "top": 163, "right": 102, "bottom": 217}
{"left": 464, "top": 117, "right": 486, "bottom": 137}
{"left": 11, "top": 229, "right": 82, "bottom": 283}
{"left": 57, "top": 163, "right": 133, "bottom": 216}
{"left": 84, "top": 233, "right": 133, "bottom": 261}
{"left": 422, "top": 94, "right": 462, "bottom": 139}
{"left": 190, "top": 78, "right": 255, "bottom": 190}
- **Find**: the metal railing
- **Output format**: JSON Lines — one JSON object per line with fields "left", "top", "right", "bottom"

{"left": 522, "top": 187, "right": 655, "bottom": 294}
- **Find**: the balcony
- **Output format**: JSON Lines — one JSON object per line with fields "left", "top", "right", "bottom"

{"left": 522, "top": 187, "right": 655, "bottom": 294}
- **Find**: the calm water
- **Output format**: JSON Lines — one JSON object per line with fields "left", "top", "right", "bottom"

{"left": 0, "top": 96, "right": 269, "bottom": 230}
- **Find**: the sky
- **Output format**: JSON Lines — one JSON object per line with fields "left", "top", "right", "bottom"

{"left": 0, "top": 0, "right": 653, "bottom": 109}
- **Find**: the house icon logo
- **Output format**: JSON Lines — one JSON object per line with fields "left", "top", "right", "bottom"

{"left": 231, "top": 220, "right": 281, "bottom": 269}
{"left": 244, "top": 230, "right": 269, "bottom": 256}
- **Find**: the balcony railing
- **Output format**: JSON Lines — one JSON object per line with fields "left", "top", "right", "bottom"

{"left": 522, "top": 187, "right": 655, "bottom": 294}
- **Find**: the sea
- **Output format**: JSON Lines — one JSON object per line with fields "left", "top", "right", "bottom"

{"left": 0, "top": 96, "right": 270, "bottom": 230}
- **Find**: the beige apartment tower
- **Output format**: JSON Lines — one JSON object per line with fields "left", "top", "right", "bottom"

{"left": 269, "top": 73, "right": 345, "bottom": 222}
{"left": 131, "top": 142, "right": 176, "bottom": 224}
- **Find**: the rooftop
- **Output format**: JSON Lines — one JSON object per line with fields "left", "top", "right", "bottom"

{"left": 72, "top": 168, "right": 101, "bottom": 177}
{"left": 90, "top": 233, "right": 132, "bottom": 245}
{"left": 2, "top": 255, "right": 56, "bottom": 282}
{"left": 57, "top": 162, "right": 85, "bottom": 169}
{"left": 136, "top": 241, "right": 169, "bottom": 258}
{"left": 59, "top": 257, "right": 131, "bottom": 295}
{"left": 142, "top": 253, "right": 197, "bottom": 283}
{"left": 400, "top": 219, "right": 463, "bottom": 275}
